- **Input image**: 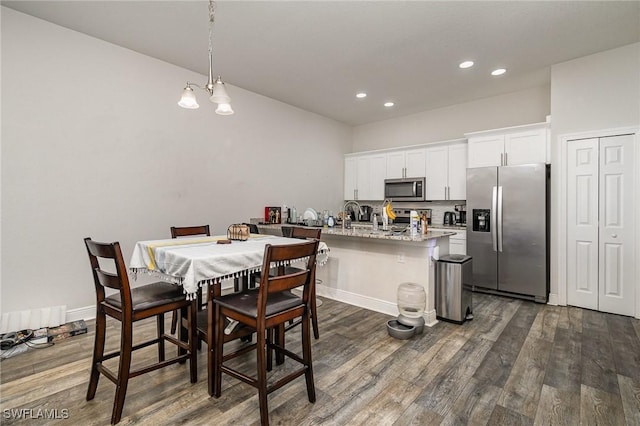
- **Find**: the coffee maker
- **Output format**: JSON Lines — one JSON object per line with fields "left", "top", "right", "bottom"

{"left": 454, "top": 204, "right": 467, "bottom": 225}
{"left": 360, "top": 205, "right": 372, "bottom": 222}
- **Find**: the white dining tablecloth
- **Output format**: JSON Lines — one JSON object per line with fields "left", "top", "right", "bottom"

{"left": 129, "top": 234, "right": 328, "bottom": 298}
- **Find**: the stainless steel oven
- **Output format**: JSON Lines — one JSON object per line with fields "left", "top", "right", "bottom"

{"left": 384, "top": 177, "right": 425, "bottom": 202}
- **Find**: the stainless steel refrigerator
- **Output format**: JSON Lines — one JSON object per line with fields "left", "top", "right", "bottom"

{"left": 466, "top": 164, "right": 549, "bottom": 302}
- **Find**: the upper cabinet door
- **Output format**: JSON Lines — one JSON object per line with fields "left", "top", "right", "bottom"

{"left": 504, "top": 128, "right": 547, "bottom": 165}
{"left": 467, "top": 122, "right": 549, "bottom": 168}
{"left": 448, "top": 143, "right": 468, "bottom": 200}
{"left": 386, "top": 151, "right": 406, "bottom": 179}
{"left": 467, "top": 135, "right": 504, "bottom": 168}
{"left": 367, "top": 154, "right": 387, "bottom": 200}
{"left": 405, "top": 148, "right": 427, "bottom": 177}
{"left": 344, "top": 157, "right": 358, "bottom": 200}
{"left": 356, "top": 156, "right": 370, "bottom": 200}
{"left": 425, "top": 146, "right": 448, "bottom": 200}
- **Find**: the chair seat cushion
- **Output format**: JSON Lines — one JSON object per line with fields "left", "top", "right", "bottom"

{"left": 215, "top": 290, "right": 302, "bottom": 318}
{"left": 105, "top": 282, "right": 186, "bottom": 311}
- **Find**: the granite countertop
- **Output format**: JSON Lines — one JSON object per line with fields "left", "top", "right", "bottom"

{"left": 322, "top": 226, "right": 454, "bottom": 242}
{"left": 428, "top": 224, "right": 468, "bottom": 231}
{"left": 256, "top": 223, "right": 453, "bottom": 242}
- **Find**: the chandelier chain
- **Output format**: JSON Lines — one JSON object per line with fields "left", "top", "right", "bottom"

{"left": 208, "top": 0, "right": 215, "bottom": 57}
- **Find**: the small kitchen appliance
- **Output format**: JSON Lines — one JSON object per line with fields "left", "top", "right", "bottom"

{"left": 443, "top": 211, "right": 456, "bottom": 225}
{"left": 360, "top": 206, "right": 372, "bottom": 222}
{"left": 384, "top": 177, "right": 426, "bottom": 202}
{"left": 454, "top": 204, "right": 467, "bottom": 225}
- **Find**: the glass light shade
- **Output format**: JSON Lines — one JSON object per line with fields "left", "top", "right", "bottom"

{"left": 178, "top": 87, "right": 199, "bottom": 109}
{"left": 215, "top": 103, "right": 234, "bottom": 115}
{"left": 209, "top": 77, "right": 231, "bottom": 105}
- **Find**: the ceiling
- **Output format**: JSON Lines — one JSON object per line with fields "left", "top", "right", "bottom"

{"left": 3, "top": 1, "right": 639, "bottom": 126}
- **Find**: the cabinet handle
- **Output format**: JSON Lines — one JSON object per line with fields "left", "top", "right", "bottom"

{"left": 500, "top": 153, "right": 504, "bottom": 166}
{"left": 505, "top": 152, "right": 508, "bottom": 166}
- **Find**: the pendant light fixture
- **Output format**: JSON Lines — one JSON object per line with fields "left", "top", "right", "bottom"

{"left": 178, "top": 0, "right": 233, "bottom": 115}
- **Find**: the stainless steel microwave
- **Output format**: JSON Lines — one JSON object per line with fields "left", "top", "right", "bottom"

{"left": 384, "top": 177, "right": 426, "bottom": 202}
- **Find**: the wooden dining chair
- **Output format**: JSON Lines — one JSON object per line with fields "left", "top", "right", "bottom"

{"left": 253, "top": 226, "right": 321, "bottom": 350}
{"left": 84, "top": 238, "right": 197, "bottom": 424}
{"left": 169, "top": 225, "right": 211, "bottom": 334}
{"left": 283, "top": 227, "right": 322, "bottom": 340}
{"left": 213, "top": 239, "right": 319, "bottom": 425}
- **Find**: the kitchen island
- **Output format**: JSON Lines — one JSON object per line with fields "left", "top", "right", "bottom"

{"left": 257, "top": 223, "right": 453, "bottom": 326}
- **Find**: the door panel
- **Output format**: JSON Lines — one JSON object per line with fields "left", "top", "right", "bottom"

{"left": 598, "top": 134, "right": 634, "bottom": 316}
{"left": 425, "top": 146, "right": 448, "bottom": 200}
{"left": 566, "top": 134, "right": 635, "bottom": 316}
{"left": 498, "top": 164, "right": 547, "bottom": 298}
{"left": 567, "top": 138, "right": 599, "bottom": 310}
{"left": 466, "top": 167, "right": 498, "bottom": 289}
{"left": 405, "top": 148, "right": 426, "bottom": 178}
{"left": 448, "top": 144, "right": 468, "bottom": 200}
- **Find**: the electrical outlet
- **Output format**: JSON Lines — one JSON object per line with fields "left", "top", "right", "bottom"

{"left": 397, "top": 253, "right": 405, "bottom": 263}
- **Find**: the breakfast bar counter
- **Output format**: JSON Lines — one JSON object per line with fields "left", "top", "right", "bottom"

{"left": 257, "top": 223, "right": 452, "bottom": 326}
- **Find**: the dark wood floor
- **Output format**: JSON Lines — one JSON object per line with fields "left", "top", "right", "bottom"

{"left": 1, "top": 293, "right": 639, "bottom": 425}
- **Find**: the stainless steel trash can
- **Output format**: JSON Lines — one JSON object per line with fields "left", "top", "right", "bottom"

{"left": 435, "top": 254, "right": 473, "bottom": 323}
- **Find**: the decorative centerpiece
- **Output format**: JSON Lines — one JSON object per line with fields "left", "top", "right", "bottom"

{"left": 227, "top": 224, "right": 249, "bottom": 241}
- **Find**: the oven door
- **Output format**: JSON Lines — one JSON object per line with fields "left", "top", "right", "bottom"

{"left": 384, "top": 178, "right": 425, "bottom": 201}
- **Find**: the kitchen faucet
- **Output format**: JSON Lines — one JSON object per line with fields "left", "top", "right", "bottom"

{"left": 342, "top": 200, "right": 363, "bottom": 230}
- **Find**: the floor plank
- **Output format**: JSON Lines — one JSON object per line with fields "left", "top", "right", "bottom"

{"left": 580, "top": 384, "right": 626, "bottom": 426}
{"left": 617, "top": 375, "right": 640, "bottom": 426}
{"left": 533, "top": 384, "right": 580, "bottom": 426}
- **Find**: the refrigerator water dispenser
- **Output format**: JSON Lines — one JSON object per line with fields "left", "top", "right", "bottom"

{"left": 472, "top": 209, "right": 491, "bottom": 232}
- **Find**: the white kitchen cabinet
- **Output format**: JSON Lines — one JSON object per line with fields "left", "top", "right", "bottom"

{"left": 425, "top": 142, "right": 467, "bottom": 200}
{"left": 466, "top": 122, "right": 549, "bottom": 168}
{"left": 386, "top": 148, "right": 426, "bottom": 179}
{"left": 431, "top": 228, "right": 467, "bottom": 255}
{"left": 344, "top": 153, "right": 386, "bottom": 200}
{"left": 344, "top": 157, "right": 358, "bottom": 200}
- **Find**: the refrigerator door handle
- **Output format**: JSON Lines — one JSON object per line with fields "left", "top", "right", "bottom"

{"left": 491, "top": 186, "right": 498, "bottom": 251}
{"left": 497, "top": 186, "right": 503, "bottom": 252}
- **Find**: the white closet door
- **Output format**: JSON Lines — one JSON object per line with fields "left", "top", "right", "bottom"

{"left": 567, "top": 138, "right": 599, "bottom": 310}
{"left": 598, "top": 134, "right": 635, "bottom": 316}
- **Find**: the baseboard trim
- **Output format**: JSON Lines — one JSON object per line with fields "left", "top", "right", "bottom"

{"left": 547, "top": 292, "right": 562, "bottom": 306}
{"left": 66, "top": 305, "right": 95, "bottom": 323}
{"left": 316, "top": 285, "right": 398, "bottom": 317}
{"left": 316, "top": 284, "right": 439, "bottom": 327}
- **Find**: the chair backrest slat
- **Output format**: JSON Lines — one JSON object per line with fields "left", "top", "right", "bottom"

{"left": 290, "top": 227, "right": 322, "bottom": 240}
{"left": 267, "top": 270, "right": 309, "bottom": 294}
{"left": 258, "top": 240, "right": 319, "bottom": 312}
{"left": 84, "top": 237, "right": 132, "bottom": 308}
{"left": 171, "top": 225, "right": 211, "bottom": 238}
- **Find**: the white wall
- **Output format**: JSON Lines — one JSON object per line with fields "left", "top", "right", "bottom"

{"left": 551, "top": 42, "right": 640, "bottom": 137}
{"left": 549, "top": 42, "right": 640, "bottom": 305}
{"left": 353, "top": 85, "right": 550, "bottom": 152}
{"left": 0, "top": 8, "right": 351, "bottom": 315}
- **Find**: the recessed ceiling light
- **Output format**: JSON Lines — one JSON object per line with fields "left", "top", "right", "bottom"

{"left": 384, "top": 102, "right": 394, "bottom": 107}
{"left": 491, "top": 68, "right": 507, "bottom": 76}
{"left": 356, "top": 92, "right": 367, "bottom": 99}
{"left": 459, "top": 61, "right": 474, "bottom": 69}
